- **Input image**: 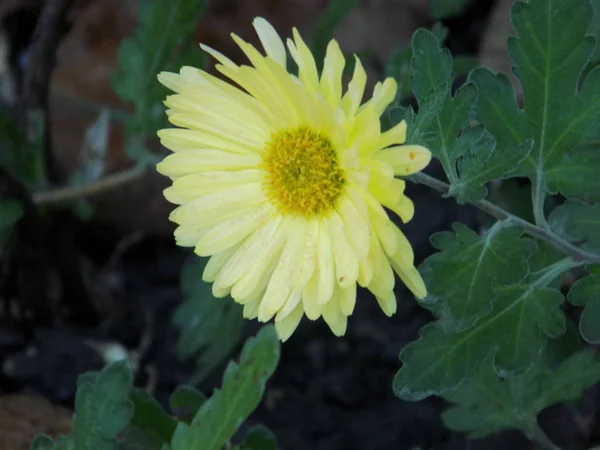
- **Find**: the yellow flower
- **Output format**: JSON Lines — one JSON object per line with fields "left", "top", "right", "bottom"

{"left": 156, "top": 18, "right": 432, "bottom": 341}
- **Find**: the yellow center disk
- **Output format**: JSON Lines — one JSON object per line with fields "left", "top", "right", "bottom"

{"left": 262, "top": 126, "right": 346, "bottom": 217}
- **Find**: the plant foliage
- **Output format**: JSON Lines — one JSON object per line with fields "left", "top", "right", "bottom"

{"left": 112, "top": 0, "right": 207, "bottom": 165}
{"left": 173, "top": 257, "right": 244, "bottom": 384}
{"left": 30, "top": 327, "right": 279, "bottom": 450}
{"left": 390, "top": 0, "right": 600, "bottom": 445}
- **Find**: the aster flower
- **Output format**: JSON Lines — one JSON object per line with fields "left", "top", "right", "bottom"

{"left": 156, "top": 18, "right": 432, "bottom": 341}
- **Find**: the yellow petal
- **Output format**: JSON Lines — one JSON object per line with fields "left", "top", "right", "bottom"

{"left": 338, "top": 283, "right": 357, "bottom": 316}
{"left": 376, "top": 291, "right": 397, "bottom": 316}
{"left": 203, "top": 243, "right": 242, "bottom": 282}
{"left": 169, "top": 170, "right": 262, "bottom": 201}
{"left": 341, "top": 56, "right": 367, "bottom": 117}
{"left": 157, "top": 149, "right": 261, "bottom": 177}
{"left": 275, "top": 301, "right": 304, "bottom": 342}
{"left": 322, "top": 292, "right": 347, "bottom": 336}
{"left": 287, "top": 29, "right": 319, "bottom": 94}
{"left": 253, "top": 17, "right": 287, "bottom": 67}
{"left": 214, "top": 216, "right": 282, "bottom": 290}
{"left": 157, "top": 71, "right": 183, "bottom": 92}
{"left": 320, "top": 39, "right": 345, "bottom": 107}
{"left": 291, "top": 219, "right": 319, "bottom": 290}
{"left": 371, "top": 78, "right": 398, "bottom": 116}
{"left": 194, "top": 204, "right": 272, "bottom": 256}
{"left": 365, "top": 194, "right": 397, "bottom": 256}
{"left": 313, "top": 223, "right": 335, "bottom": 305}
{"left": 200, "top": 43, "right": 238, "bottom": 69}
{"left": 383, "top": 194, "right": 415, "bottom": 223}
{"left": 378, "top": 120, "right": 407, "bottom": 148}
{"left": 158, "top": 128, "right": 258, "bottom": 154}
{"left": 276, "top": 289, "right": 303, "bottom": 321}
{"left": 166, "top": 112, "right": 267, "bottom": 149}
{"left": 243, "top": 294, "right": 261, "bottom": 319}
{"left": 374, "top": 144, "right": 432, "bottom": 176}
{"left": 168, "top": 184, "right": 266, "bottom": 224}
{"left": 327, "top": 213, "right": 359, "bottom": 289}
{"left": 337, "top": 194, "right": 370, "bottom": 260}
{"left": 366, "top": 241, "right": 395, "bottom": 299}
{"left": 229, "top": 220, "right": 288, "bottom": 301}
{"left": 258, "top": 219, "right": 307, "bottom": 321}
{"left": 388, "top": 226, "right": 415, "bottom": 270}
{"left": 395, "top": 265, "right": 427, "bottom": 299}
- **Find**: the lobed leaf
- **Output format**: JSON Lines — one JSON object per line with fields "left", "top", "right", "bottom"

{"left": 549, "top": 200, "right": 600, "bottom": 252}
{"left": 169, "top": 385, "right": 207, "bottom": 424}
{"left": 406, "top": 28, "right": 491, "bottom": 195}
{"left": 449, "top": 129, "right": 533, "bottom": 203}
{"left": 470, "top": 0, "right": 600, "bottom": 202}
{"left": 51, "top": 361, "right": 134, "bottom": 450}
{"left": 419, "top": 222, "right": 536, "bottom": 331}
{"left": 111, "top": 0, "right": 207, "bottom": 165}
{"left": 170, "top": 326, "right": 280, "bottom": 450}
{"left": 395, "top": 246, "right": 570, "bottom": 401}
{"left": 237, "top": 425, "right": 278, "bottom": 450}
{"left": 568, "top": 273, "right": 600, "bottom": 343}
{"left": 121, "top": 389, "right": 177, "bottom": 449}
{"left": 173, "top": 257, "right": 244, "bottom": 384}
{"left": 442, "top": 350, "right": 600, "bottom": 439}
{"left": 30, "top": 435, "right": 55, "bottom": 450}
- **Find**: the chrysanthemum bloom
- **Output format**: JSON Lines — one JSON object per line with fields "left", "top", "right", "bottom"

{"left": 156, "top": 18, "right": 431, "bottom": 341}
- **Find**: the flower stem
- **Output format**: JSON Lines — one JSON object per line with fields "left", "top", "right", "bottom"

{"left": 409, "top": 172, "right": 600, "bottom": 264}
{"left": 32, "top": 166, "right": 144, "bottom": 207}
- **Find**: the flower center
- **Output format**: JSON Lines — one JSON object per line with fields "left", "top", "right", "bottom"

{"left": 262, "top": 126, "right": 346, "bottom": 217}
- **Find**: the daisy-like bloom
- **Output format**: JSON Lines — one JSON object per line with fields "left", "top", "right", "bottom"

{"left": 156, "top": 18, "right": 432, "bottom": 341}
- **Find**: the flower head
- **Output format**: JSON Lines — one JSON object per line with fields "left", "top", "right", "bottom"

{"left": 156, "top": 18, "right": 432, "bottom": 341}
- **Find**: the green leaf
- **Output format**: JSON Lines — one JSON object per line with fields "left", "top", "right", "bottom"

{"left": 469, "top": 0, "right": 600, "bottom": 202}
{"left": 568, "top": 273, "right": 600, "bottom": 343}
{"left": 442, "top": 350, "right": 600, "bottom": 439}
{"left": 0, "top": 112, "right": 45, "bottom": 188}
{"left": 121, "top": 389, "right": 177, "bottom": 449}
{"left": 111, "top": 0, "right": 207, "bottom": 165}
{"left": 55, "top": 361, "right": 134, "bottom": 450}
{"left": 169, "top": 385, "right": 207, "bottom": 424}
{"left": 30, "top": 435, "right": 55, "bottom": 450}
{"left": 429, "top": 0, "right": 469, "bottom": 19}
{"left": 395, "top": 255, "right": 571, "bottom": 401}
{"left": 171, "top": 326, "right": 280, "bottom": 450}
{"left": 419, "top": 223, "right": 537, "bottom": 331}
{"left": 385, "top": 47, "right": 413, "bottom": 103}
{"left": 449, "top": 128, "right": 533, "bottom": 203}
{"left": 384, "top": 24, "right": 457, "bottom": 105}
{"left": 239, "top": 425, "right": 278, "bottom": 450}
{"left": 173, "top": 257, "right": 244, "bottom": 384}
{"left": 407, "top": 29, "right": 478, "bottom": 184}
{"left": 0, "top": 199, "right": 23, "bottom": 229}
{"left": 549, "top": 200, "right": 600, "bottom": 252}
{"left": 590, "top": 0, "right": 600, "bottom": 62}
{"left": 310, "top": 0, "right": 359, "bottom": 69}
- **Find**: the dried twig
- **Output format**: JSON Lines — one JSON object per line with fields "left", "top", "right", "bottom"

{"left": 19, "top": 0, "right": 72, "bottom": 180}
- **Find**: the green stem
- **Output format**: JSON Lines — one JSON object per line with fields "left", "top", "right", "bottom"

{"left": 532, "top": 172, "right": 550, "bottom": 230}
{"left": 32, "top": 166, "right": 144, "bottom": 207}
{"left": 409, "top": 172, "right": 600, "bottom": 264}
{"left": 528, "top": 421, "right": 564, "bottom": 450}
{"left": 532, "top": 257, "right": 581, "bottom": 288}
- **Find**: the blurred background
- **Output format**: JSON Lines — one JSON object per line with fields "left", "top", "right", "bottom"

{"left": 0, "top": 0, "right": 594, "bottom": 449}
